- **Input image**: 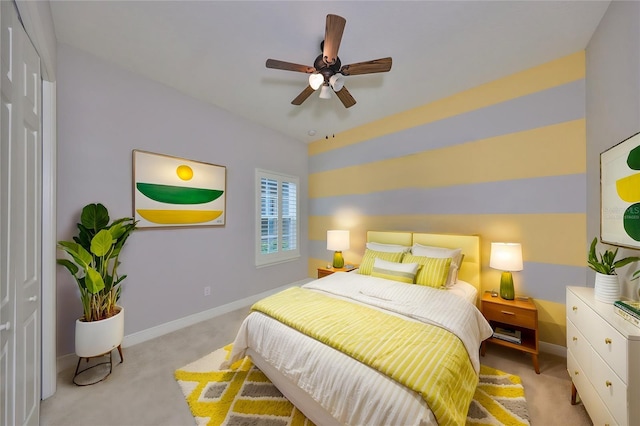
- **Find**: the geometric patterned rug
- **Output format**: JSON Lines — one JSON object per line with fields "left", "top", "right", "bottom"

{"left": 468, "top": 365, "right": 530, "bottom": 425}
{"left": 175, "top": 345, "right": 530, "bottom": 426}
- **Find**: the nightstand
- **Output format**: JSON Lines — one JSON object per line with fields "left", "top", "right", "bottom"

{"left": 480, "top": 292, "right": 540, "bottom": 374}
{"left": 317, "top": 265, "right": 358, "bottom": 279}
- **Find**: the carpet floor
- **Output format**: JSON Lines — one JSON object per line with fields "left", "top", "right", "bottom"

{"left": 175, "top": 345, "right": 530, "bottom": 426}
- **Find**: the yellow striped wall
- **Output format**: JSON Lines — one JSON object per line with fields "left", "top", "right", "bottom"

{"left": 308, "top": 51, "right": 587, "bottom": 347}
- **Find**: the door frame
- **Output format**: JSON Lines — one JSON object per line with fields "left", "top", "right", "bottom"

{"left": 41, "top": 81, "right": 56, "bottom": 399}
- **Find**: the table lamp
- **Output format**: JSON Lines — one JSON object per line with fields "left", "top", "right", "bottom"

{"left": 490, "top": 242, "right": 523, "bottom": 300}
{"left": 327, "top": 230, "right": 350, "bottom": 268}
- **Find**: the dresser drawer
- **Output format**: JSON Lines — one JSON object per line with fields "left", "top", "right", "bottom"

{"left": 567, "top": 352, "right": 617, "bottom": 426}
{"left": 591, "top": 317, "right": 628, "bottom": 382}
{"left": 591, "top": 350, "right": 628, "bottom": 426}
{"left": 567, "top": 319, "right": 591, "bottom": 376}
{"left": 568, "top": 351, "right": 617, "bottom": 426}
{"left": 483, "top": 301, "right": 536, "bottom": 328}
{"left": 567, "top": 290, "right": 589, "bottom": 331}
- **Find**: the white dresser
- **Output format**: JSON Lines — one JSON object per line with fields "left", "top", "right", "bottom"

{"left": 566, "top": 286, "right": 640, "bottom": 426}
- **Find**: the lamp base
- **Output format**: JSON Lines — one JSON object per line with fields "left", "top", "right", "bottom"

{"left": 500, "top": 271, "right": 515, "bottom": 300}
{"left": 332, "top": 251, "right": 344, "bottom": 268}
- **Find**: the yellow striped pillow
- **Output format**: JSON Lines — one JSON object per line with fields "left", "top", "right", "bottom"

{"left": 358, "top": 249, "right": 405, "bottom": 275}
{"left": 403, "top": 254, "right": 452, "bottom": 288}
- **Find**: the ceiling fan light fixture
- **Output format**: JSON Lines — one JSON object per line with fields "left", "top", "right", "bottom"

{"left": 329, "top": 74, "right": 344, "bottom": 92}
{"left": 309, "top": 73, "right": 324, "bottom": 90}
{"left": 319, "top": 84, "right": 332, "bottom": 99}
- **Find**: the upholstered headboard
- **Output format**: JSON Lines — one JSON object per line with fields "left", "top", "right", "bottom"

{"left": 366, "top": 230, "right": 413, "bottom": 246}
{"left": 366, "top": 231, "right": 481, "bottom": 292}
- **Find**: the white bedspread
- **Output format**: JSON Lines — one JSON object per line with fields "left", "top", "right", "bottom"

{"left": 226, "top": 273, "right": 493, "bottom": 425}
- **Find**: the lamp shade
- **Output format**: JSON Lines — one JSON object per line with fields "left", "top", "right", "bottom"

{"left": 319, "top": 84, "right": 332, "bottom": 99}
{"left": 327, "top": 230, "right": 350, "bottom": 251}
{"left": 309, "top": 73, "right": 324, "bottom": 90}
{"left": 329, "top": 74, "right": 344, "bottom": 92}
{"left": 490, "top": 243, "right": 523, "bottom": 271}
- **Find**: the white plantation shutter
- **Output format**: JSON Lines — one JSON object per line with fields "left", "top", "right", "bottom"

{"left": 281, "top": 180, "right": 297, "bottom": 252}
{"left": 256, "top": 170, "right": 300, "bottom": 266}
{"left": 261, "top": 177, "right": 278, "bottom": 254}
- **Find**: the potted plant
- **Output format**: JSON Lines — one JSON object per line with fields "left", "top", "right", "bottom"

{"left": 57, "top": 203, "right": 137, "bottom": 359}
{"left": 588, "top": 237, "right": 640, "bottom": 303}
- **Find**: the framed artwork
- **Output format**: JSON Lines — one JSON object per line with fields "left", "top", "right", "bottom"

{"left": 600, "top": 131, "right": 640, "bottom": 248}
{"left": 133, "top": 150, "right": 226, "bottom": 228}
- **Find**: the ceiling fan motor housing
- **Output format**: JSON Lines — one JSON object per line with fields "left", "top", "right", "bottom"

{"left": 314, "top": 54, "right": 342, "bottom": 82}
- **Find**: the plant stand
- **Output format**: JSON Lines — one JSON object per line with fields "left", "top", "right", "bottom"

{"left": 73, "top": 345, "right": 123, "bottom": 386}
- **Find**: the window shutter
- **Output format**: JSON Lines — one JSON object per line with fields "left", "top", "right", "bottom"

{"left": 256, "top": 170, "right": 300, "bottom": 266}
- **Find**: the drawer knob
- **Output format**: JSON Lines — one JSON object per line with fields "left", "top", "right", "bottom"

{"left": 606, "top": 381, "right": 612, "bottom": 387}
{"left": 574, "top": 371, "right": 579, "bottom": 375}
{"left": 605, "top": 338, "right": 612, "bottom": 345}
{"left": 572, "top": 336, "right": 578, "bottom": 341}
{"left": 572, "top": 306, "right": 578, "bottom": 311}
{"left": 500, "top": 310, "right": 515, "bottom": 316}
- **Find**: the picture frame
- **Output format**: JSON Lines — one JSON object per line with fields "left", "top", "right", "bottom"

{"left": 600, "top": 132, "right": 640, "bottom": 248}
{"left": 132, "top": 150, "right": 226, "bottom": 228}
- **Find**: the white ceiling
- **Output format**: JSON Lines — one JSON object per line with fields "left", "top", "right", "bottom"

{"left": 50, "top": 1, "right": 610, "bottom": 144}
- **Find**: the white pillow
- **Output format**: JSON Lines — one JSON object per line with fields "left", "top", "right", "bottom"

{"left": 411, "top": 244, "right": 463, "bottom": 286}
{"left": 366, "top": 242, "right": 411, "bottom": 253}
{"left": 371, "top": 258, "right": 419, "bottom": 284}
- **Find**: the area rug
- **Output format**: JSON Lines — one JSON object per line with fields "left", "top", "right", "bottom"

{"left": 175, "top": 345, "right": 530, "bottom": 426}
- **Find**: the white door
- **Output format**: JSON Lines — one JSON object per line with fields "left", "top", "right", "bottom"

{"left": 0, "top": 2, "right": 42, "bottom": 425}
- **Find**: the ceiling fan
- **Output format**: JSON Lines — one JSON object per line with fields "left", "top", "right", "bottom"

{"left": 266, "top": 14, "right": 392, "bottom": 108}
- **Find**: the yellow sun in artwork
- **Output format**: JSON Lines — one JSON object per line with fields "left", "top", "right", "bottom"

{"left": 176, "top": 165, "right": 193, "bottom": 181}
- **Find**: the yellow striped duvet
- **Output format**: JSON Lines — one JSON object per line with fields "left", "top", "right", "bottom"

{"left": 251, "top": 286, "right": 478, "bottom": 426}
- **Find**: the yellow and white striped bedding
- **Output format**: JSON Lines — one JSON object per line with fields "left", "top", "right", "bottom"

{"left": 226, "top": 273, "right": 493, "bottom": 425}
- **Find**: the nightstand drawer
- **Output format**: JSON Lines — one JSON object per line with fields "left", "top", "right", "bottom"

{"left": 483, "top": 302, "right": 536, "bottom": 329}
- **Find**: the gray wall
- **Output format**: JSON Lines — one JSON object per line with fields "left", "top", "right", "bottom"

{"left": 56, "top": 44, "right": 308, "bottom": 356}
{"left": 586, "top": 0, "right": 640, "bottom": 299}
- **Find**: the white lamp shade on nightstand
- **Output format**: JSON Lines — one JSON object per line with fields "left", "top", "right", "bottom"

{"left": 327, "top": 230, "right": 350, "bottom": 268}
{"left": 490, "top": 243, "right": 523, "bottom": 271}
{"left": 490, "top": 242, "right": 523, "bottom": 300}
{"left": 327, "top": 230, "right": 350, "bottom": 251}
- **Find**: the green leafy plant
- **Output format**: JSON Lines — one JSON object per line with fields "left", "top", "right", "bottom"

{"left": 57, "top": 203, "right": 137, "bottom": 322}
{"left": 587, "top": 237, "right": 640, "bottom": 275}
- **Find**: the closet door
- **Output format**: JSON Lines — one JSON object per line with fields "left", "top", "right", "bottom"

{"left": 0, "top": 2, "right": 42, "bottom": 425}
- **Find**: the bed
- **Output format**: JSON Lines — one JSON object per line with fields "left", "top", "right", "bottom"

{"left": 225, "top": 232, "right": 493, "bottom": 425}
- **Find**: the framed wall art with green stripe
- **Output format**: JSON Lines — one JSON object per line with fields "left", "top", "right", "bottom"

{"left": 600, "top": 132, "right": 640, "bottom": 249}
{"left": 133, "top": 150, "right": 226, "bottom": 228}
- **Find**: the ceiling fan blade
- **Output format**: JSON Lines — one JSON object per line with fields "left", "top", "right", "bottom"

{"left": 322, "top": 14, "right": 346, "bottom": 66}
{"left": 335, "top": 86, "right": 356, "bottom": 108}
{"left": 266, "top": 59, "right": 315, "bottom": 74}
{"left": 340, "top": 57, "right": 392, "bottom": 76}
{"left": 291, "top": 85, "right": 316, "bottom": 105}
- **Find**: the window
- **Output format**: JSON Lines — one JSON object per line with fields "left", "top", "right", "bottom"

{"left": 256, "top": 169, "right": 300, "bottom": 266}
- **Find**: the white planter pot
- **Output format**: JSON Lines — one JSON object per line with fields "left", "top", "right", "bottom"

{"left": 594, "top": 273, "right": 620, "bottom": 304}
{"left": 75, "top": 306, "right": 124, "bottom": 358}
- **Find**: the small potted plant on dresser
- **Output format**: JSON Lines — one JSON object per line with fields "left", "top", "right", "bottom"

{"left": 57, "top": 203, "right": 137, "bottom": 384}
{"left": 588, "top": 237, "right": 640, "bottom": 303}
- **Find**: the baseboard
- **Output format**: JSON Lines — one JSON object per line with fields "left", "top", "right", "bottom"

{"left": 57, "top": 278, "right": 314, "bottom": 373}
{"left": 540, "top": 341, "right": 566, "bottom": 358}
{"left": 56, "top": 353, "right": 78, "bottom": 374}
{"left": 122, "top": 279, "right": 312, "bottom": 347}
